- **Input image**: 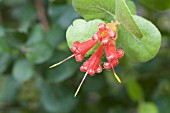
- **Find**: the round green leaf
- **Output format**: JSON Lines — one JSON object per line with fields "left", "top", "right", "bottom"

{"left": 12, "top": 2, "right": 37, "bottom": 33}
{"left": 48, "top": 4, "right": 79, "bottom": 29}
{"left": 57, "top": 5, "right": 80, "bottom": 29}
{"left": 66, "top": 19, "right": 105, "bottom": 55}
{"left": 126, "top": 79, "right": 144, "bottom": 101}
{"left": 26, "top": 24, "right": 53, "bottom": 64}
{"left": 41, "top": 83, "right": 77, "bottom": 112}
{"left": 115, "top": 0, "right": 143, "bottom": 38}
{"left": 27, "top": 24, "right": 44, "bottom": 45}
{"left": 138, "top": 102, "right": 159, "bottom": 113}
{"left": 45, "top": 25, "right": 65, "bottom": 48}
{"left": 0, "top": 76, "right": 20, "bottom": 105}
{"left": 0, "top": 53, "right": 11, "bottom": 74}
{"left": 26, "top": 43, "right": 53, "bottom": 64}
{"left": 72, "top": 0, "right": 116, "bottom": 21}
{"left": 118, "top": 15, "right": 161, "bottom": 62}
{"left": 12, "top": 59, "right": 34, "bottom": 83}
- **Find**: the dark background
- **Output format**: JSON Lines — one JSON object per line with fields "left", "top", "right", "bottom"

{"left": 0, "top": 0, "right": 170, "bottom": 113}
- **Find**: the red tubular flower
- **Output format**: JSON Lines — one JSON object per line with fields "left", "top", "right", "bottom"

{"left": 71, "top": 38, "right": 98, "bottom": 62}
{"left": 103, "top": 39, "right": 124, "bottom": 83}
{"left": 104, "top": 40, "right": 124, "bottom": 68}
{"left": 80, "top": 45, "right": 103, "bottom": 76}
{"left": 104, "top": 40, "right": 118, "bottom": 62}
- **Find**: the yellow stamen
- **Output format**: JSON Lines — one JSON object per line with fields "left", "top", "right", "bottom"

{"left": 113, "top": 72, "right": 121, "bottom": 83}
{"left": 112, "top": 67, "right": 121, "bottom": 83}
{"left": 106, "top": 22, "right": 118, "bottom": 32}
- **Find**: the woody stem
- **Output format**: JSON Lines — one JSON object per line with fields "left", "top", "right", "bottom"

{"left": 49, "top": 54, "right": 75, "bottom": 68}
{"left": 74, "top": 72, "right": 88, "bottom": 97}
{"left": 34, "top": 0, "right": 49, "bottom": 31}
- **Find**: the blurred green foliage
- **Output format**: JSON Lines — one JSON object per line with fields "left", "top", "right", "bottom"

{"left": 0, "top": 0, "right": 169, "bottom": 113}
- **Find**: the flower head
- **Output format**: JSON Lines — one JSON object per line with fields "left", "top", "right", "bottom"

{"left": 104, "top": 40, "right": 124, "bottom": 69}
{"left": 50, "top": 22, "right": 124, "bottom": 97}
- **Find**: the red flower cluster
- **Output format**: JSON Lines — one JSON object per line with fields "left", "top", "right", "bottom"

{"left": 50, "top": 22, "right": 124, "bottom": 97}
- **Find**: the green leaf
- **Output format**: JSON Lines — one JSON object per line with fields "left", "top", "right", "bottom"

{"left": 57, "top": 5, "right": 80, "bottom": 29}
{"left": 154, "top": 97, "right": 170, "bottom": 113}
{"left": 126, "top": 78, "right": 144, "bottom": 101}
{"left": 72, "top": 0, "right": 116, "bottom": 21}
{"left": 66, "top": 19, "right": 104, "bottom": 56}
{"left": 40, "top": 83, "right": 77, "bottom": 112}
{"left": 115, "top": 0, "right": 143, "bottom": 38}
{"left": 117, "top": 15, "right": 161, "bottom": 62}
{"left": 138, "top": 102, "right": 159, "bottom": 113}
{"left": 11, "top": 1, "right": 37, "bottom": 32}
{"left": 26, "top": 24, "right": 53, "bottom": 64}
{"left": 48, "top": 4, "right": 79, "bottom": 29}
{"left": 0, "top": 76, "right": 20, "bottom": 105}
{"left": 26, "top": 43, "right": 53, "bottom": 64}
{"left": 0, "top": 26, "right": 5, "bottom": 37}
{"left": 153, "top": 80, "right": 170, "bottom": 98}
{"left": 48, "top": 4, "right": 67, "bottom": 23}
{"left": 45, "top": 25, "right": 65, "bottom": 48}
{"left": 139, "top": 0, "right": 170, "bottom": 10}
{"left": 152, "top": 80, "right": 170, "bottom": 113}
{"left": 0, "top": 53, "right": 11, "bottom": 74}
{"left": 126, "top": 0, "right": 136, "bottom": 15}
{"left": 27, "top": 24, "right": 44, "bottom": 45}
{"left": 12, "top": 59, "right": 34, "bottom": 83}
{"left": 0, "top": 38, "right": 11, "bottom": 53}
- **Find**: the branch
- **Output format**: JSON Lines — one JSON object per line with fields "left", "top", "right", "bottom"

{"left": 34, "top": 0, "right": 49, "bottom": 31}
{"left": 0, "top": 11, "right": 2, "bottom": 24}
